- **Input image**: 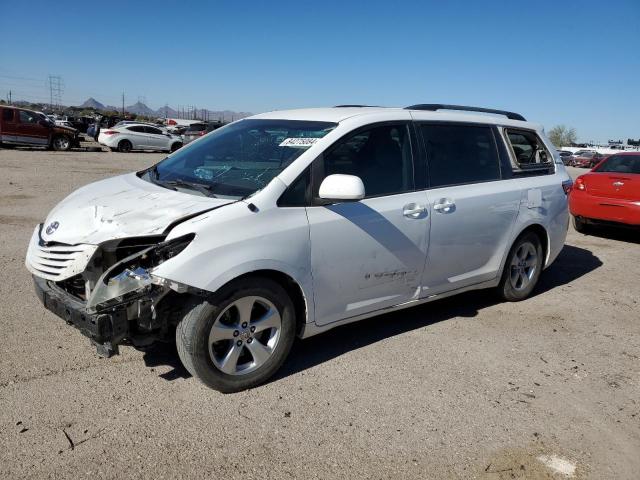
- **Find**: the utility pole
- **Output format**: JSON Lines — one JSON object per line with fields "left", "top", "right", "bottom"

{"left": 7, "top": 90, "right": 11, "bottom": 105}
{"left": 122, "top": 92, "right": 125, "bottom": 116}
{"left": 48, "top": 75, "right": 63, "bottom": 110}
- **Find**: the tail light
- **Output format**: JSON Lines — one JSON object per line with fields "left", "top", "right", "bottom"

{"left": 562, "top": 179, "right": 573, "bottom": 194}
{"left": 198, "top": 131, "right": 206, "bottom": 136}
{"left": 574, "top": 177, "right": 586, "bottom": 191}
{"left": 102, "top": 130, "right": 118, "bottom": 135}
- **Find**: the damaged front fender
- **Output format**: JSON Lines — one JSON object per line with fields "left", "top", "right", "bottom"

{"left": 86, "top": 233, "right": 196, "bottom": 311}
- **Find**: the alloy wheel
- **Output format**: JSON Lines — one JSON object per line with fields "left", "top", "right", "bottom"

{"left": 208, "top": 296, "right": 282, "bottom": 375}
{"left": 509, "top": 241, "right": 538, "bottom": 291}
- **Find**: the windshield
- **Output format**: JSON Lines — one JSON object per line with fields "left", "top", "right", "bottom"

{"left": 594, "top": 155, "right": 640, "bottom": 174}
{"left": 146, "top": 119, "right": 336, "bottom": 199}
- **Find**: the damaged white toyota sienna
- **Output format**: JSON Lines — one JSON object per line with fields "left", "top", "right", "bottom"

{"left": 26, "top": 104, "right": 571, "bottom": 392}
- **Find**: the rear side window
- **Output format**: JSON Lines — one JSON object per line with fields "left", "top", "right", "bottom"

{"left": 188, "top": 124, "right": 206, "bottom": 132}
{"left": 419, "top": 124, "right": 500, "bottom": 188}
{"left": 505, "top": 129, "right": 552, "bottom": 170}
{"left": 2, "top": 109, "right": 13, "bottom": 121}
{"left": 128, "top": 126, "right": 146, "bottom": 133}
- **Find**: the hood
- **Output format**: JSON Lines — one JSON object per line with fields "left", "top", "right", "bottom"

{"left": 42, "top": 173, "right": 234, "bottom": 245}
{"left": 54, "top": 125, "right": 77, "bottom": 135}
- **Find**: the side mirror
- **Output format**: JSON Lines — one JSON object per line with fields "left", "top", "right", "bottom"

{"left": 319, "top": 174, "right": 365, "bottom": 202}
{"left": 39, "top": 119, "right": 51, "bottom": 127}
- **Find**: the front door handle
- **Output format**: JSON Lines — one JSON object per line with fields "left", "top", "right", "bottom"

{"left": 433, "top": 199, "right": 456, "bottom": 213}
{"left": 403, "top": 203, "right": 428, "bottom": 218}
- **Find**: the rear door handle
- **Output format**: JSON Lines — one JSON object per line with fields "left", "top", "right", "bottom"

{"left": 433, "top": 199, "right": 456, "bottom": 213}
{"left": 403, "top": 203, "right": 428, "bottom": 218}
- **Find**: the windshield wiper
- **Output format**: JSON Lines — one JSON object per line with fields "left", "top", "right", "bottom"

{"left": 162, "top": 179, "right": 218, "bottom": 198}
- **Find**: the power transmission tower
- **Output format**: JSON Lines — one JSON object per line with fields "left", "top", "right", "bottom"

{"left": 48, "top": 75, "right": 63, "bottom": 110}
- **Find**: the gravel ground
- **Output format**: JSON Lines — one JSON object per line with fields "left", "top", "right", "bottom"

{"left": 1, "top": 148, "right": 638, "bottom": 480}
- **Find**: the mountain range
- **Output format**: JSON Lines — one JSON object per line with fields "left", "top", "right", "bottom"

{"left": 78, "top": 97, "right": 251, "bottom": 121}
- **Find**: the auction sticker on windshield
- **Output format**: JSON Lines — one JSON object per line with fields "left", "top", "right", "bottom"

{"left": 279, "top": 137, "right": 319, "bottom": 148}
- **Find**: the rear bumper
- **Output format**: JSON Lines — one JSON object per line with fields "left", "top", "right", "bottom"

{"left": 570, "top": 192, "right": 640, "bottom": 225}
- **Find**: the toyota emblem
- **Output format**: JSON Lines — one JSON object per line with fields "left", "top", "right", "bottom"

{"left": 45, "top": 221, "right": 60, "bottom": 235}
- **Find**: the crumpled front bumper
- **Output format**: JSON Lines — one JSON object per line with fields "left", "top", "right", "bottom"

{"left": 33, "top": 275, "right": 132, "bottom": 357}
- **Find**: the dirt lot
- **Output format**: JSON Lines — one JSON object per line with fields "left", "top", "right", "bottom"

{"left": 0, "top": 148, "right": 638, "bottom": 479}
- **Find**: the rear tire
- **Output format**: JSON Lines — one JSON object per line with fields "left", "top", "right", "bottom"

{"left": 118, "top": 140, "right": 132, "bottom": 153}
{"left": 497, "top": 232, "right": 543, "bottom": 302}
{"left": 176, "top": 277, "right": 296, "bottom": 393}
{"left": 51, "top": 135, "right": 72, "bottom": 151}
{"left": 573, "top": 216, "right": 588, "bottom": 233}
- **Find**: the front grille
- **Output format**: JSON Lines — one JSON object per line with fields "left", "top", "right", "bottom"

{"left": 26, "top": 226, "right": 98, "bottom": 282}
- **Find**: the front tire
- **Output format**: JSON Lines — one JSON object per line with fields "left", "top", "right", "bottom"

{"left": 176, "top": 277, "right": 296, "bottom": 393}
{"left": 170, "top": 142, "right": 182, "bottom": 152}
{"left": 51, "top": 135, "right": 71, "bottom": 151}
{"left": 497, "top": 232, "right": 543, "bottom": 302}
{"left": 118, "top": 140, "right": 132, "bottom": 153}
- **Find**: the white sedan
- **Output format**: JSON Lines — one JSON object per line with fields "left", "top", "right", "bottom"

{"left": 98, "top": 123, "right": 183, "bottom": 153}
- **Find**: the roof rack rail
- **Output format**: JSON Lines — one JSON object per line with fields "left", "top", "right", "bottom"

{"left": 333, "top": 104, "right": 381, "bottom": 108}
{"left": 405, "top": 104, "right": 526, "bottom": 121}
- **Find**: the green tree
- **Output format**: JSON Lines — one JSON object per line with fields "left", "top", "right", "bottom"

{"left": 549, "top": 125, "right": 577, "bottom": 148}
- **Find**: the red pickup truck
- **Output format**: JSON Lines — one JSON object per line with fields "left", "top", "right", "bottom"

{"left": 0, "top": 106, "right": 80, "bottom": 150}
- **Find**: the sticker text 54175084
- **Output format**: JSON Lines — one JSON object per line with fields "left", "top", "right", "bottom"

{"left": 279, "top": 137, "right": 319, "bottom": 148}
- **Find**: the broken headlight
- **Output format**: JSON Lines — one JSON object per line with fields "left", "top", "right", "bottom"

{"left": 86, "top": 234, "right": 194, "bottom": 310}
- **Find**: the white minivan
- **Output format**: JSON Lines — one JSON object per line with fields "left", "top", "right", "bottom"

{"left": 26, "top": 104, "right": 571, "bottom": 392}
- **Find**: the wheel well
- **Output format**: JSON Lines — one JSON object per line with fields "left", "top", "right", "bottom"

{"left": 517, "top": 224, "right": 549, "bottom": 264}
{"left": 232, "top": 270, "right": 307, "bottom": 336}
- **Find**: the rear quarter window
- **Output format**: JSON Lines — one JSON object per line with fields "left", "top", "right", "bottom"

{"left": 504, "top": 128, "right": 554, "bottom": 175}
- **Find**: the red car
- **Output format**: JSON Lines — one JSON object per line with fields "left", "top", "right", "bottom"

{"left": 569, "top": 152, "right": 640, "bottom": 231}
{"left": 572, "top": 151, "right": 606, "bottom": 168}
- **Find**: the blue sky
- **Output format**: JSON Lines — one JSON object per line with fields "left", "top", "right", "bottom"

{"left": 1, "top": 0, "right": 638, "bottom": 141}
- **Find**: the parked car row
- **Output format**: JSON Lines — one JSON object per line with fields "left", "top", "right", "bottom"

{"left": 1, "top": 105, "right": 230, "bottom": 154}
{"left": 93, "top": 120, "right": 225, "bottom": 153}
{"left": 558, "top": 149, "right": 606, "bottom": 168}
